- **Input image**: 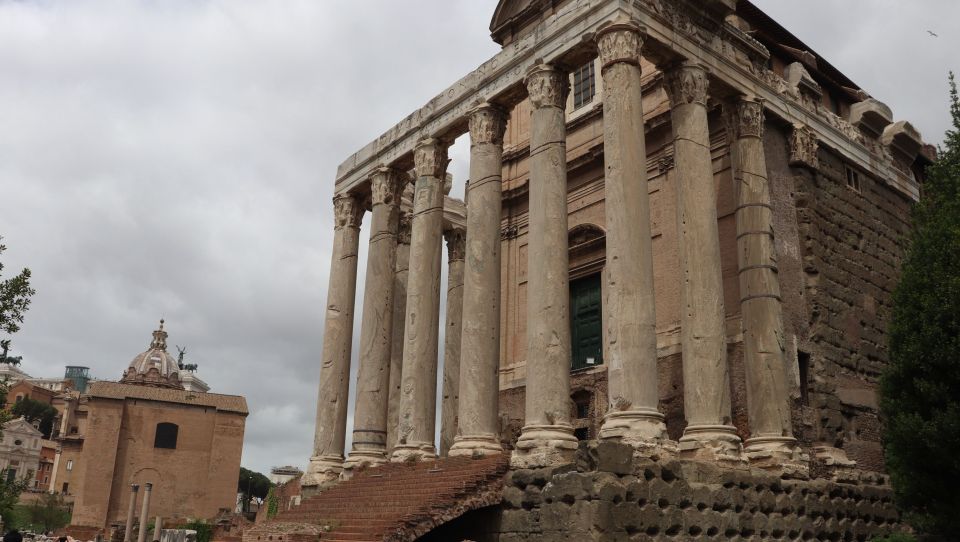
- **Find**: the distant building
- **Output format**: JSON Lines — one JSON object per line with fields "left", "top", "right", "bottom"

{"left": 0, "top": 417, "right": 43, "bottom": 484}
{"left": 268, "top": 466, "right": 303, "bottom": 486}
{"left": 52, "top": 321, "right": 248, "bottom": 535}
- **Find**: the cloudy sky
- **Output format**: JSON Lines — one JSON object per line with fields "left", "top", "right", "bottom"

{"left": 1, "top": 0, "right": 957, "bottom": 476}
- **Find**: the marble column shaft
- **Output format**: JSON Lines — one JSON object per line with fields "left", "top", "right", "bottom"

{"left": 450, "top": 104, "right": 508, "bottom": 457}
{"left": 513, "top": 64, "right": 578, "bottom": 468}
{"left": 346, "top": 168, "right": 405, "bottom": 467}
{"left": 386, "top": 211, "right": 412, "bottom": 452}
{"left": 730, "top": 97, "right": 797, "bottom": 453}
{"left": 392, "top": 138, "right": 448, "bottom": 461}
{"left": 665, "top": 62, "right": 741, "bottom": 454}
{"left": 595, "top": 23, "right": 668, "bottom": 446}
{"left": 439, "top": 228, "right": 465, "bottom": 456}
{"left": 124, "top": 484, "right": 139, "bottom": 542}
{"left": 304, "top": 194, "right": 364, "bottom": 485}
{"left": 136, "top": 483, "right": 153, "bottom": 542}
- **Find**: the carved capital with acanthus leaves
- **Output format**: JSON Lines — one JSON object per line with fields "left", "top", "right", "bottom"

{"left": 469, "top": 103, "right": 508, "bottom": 147}
{"left": 333, "top": 193, "right": 364, "bottom": 230}
{"left": 444, "top": 228, "right": 466, "bottom": 262}
{"left": 397, "top": 211, "right": 413, "bottom": 245}
{"left": 525, "top": 64, "right": 568, "bottom": 110}
{"left": 414, "top": 138, "right": 449, "bottom": 179}
{"left": 735, "top": 97, "right": 765, "bottom": 139}
{"left": 664, "top": 62, "right": 709, "bottom": 107}
{"left": 789, "top": 124, "right": 820, "bottom": 170}
{"left": 597, "top": 23, "right": 645, "bottom": 69}
{"left": 370, "top": 167, "right": 407, "bottom": 207}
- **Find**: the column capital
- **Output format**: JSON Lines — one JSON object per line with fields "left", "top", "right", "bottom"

{"left": 370, "top": 167, "right": 407, "bottom": 207}
{"left": 397, "top": 210, "right": 413, "bottom": 245}
{"left": 664, "top": 62, "right": 710, "bottom": 107}
{"left": 444, "top": 228, "right": 466, "bottom": 262}
{"left": 468, "top": 103, "right": 508, "bottom": 146}
{"left": 414, "top": 138, "right": 449, "bottom": 179}
{"left": 130, "top": 484, "right": 140, "bottom": 491}
{"left": 596, "top": 23, "right": 645, "bottom": 69}
{"left": 525, "top": 64, "right": 569, "bottom": 110}
{"left": 333, "top": 193, "right": 364, "bottom": 230}
{"left": 733, "top": 96, "right": 765, "bottom": 139}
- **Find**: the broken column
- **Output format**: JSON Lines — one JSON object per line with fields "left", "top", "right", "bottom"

{"left": 346, "top": 168, "right": 406, "bottom": 469}
{"left": 303, "top": 193, "right": 364, "bottom": 486}
{"left": 664, "top": 61, "right": 742, "bottom": 460}
{"left": 439, "top": 227, "right": 466, "bottom": 456}
{"left": 512, "top": 64, "right": 579, "bottom": 468}
{"left": 450, "top": 103, "right": 508, "bottom": 458}
{"left": 594, "top": 22, "right": 670, "bottom": 452}
{"left": 392, "top": 138, "right": 449, "bottom": 462}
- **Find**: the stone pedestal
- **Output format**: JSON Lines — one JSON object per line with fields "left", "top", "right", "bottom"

{"left": 729, "top": 97, "right": 805, "bottom": 473}
{"left": 303, "top": 194, "right": 364, "bottom": 486}
{"left": 450, "top": 104, "right": 508, "bottom": 458}
{"left": 392, "top": 139, "right": 449, "bottom": 462}
{"left": 665, "top": 62, "right": 742, "bottom": 461}
{"left": 346, "top": 168, "right": 405, "bottom": 470}
{"left": 512, "top": 65, "right": 578, "bottom": 468}
{"left": 594, "top": 23, "right": 671, "bottom": 454}
{"left": 386, "top": 211, "right": 412, "bottom": 453}
{"left": 439, "top": 228, "right": 465, "bottom": 456}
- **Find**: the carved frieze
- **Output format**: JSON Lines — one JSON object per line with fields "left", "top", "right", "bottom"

{"left": 414, "top": 139, "right": 449, "bottom": 179}
{"left": 469, "top": 104, "right": 508, "bottom": 146}
{"left": 597, "top": 24, "right": 644, "bottom": 69}
{"left": 789, "top": 124, "right": 820, "bottom": 170}
{"left": 333, "top": 194, "right": 364, "bottom": 230}
{"left": 444, "top": 228, "right": 466, "bottom": 262}
{"left": 735, "top": 98, "right": 765, "bottom": 139}
{"left": 664, "top": 63, "right": 709, "bottom": 107}
{"left": 525, "top": 65, "right": 568, "bottom": 110}
{"left": 397, "top": 211, "right": 413, "bottom": 245}
{"left": 370, "top": 168, "right": 406, "bottom": 206}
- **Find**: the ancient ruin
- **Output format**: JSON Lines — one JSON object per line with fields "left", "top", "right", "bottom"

{"left": 251, "top": 0, "right": 928, "bottom": 540}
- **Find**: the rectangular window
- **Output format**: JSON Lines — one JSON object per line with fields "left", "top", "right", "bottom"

{"left": 572, "top": 61, "right": 596, "bottom": 111}
{"left": 570, "top": 274, "right": 603, "bottom": 371}
{"left": 62, "top": 482, "right": 69, "bottom": 494}
{"left": 845, "top": 165, "right": 861, "bottom": 192}
{"left": 798, "top": 351, "right": 811, "bottom": 406}
{"left": 66, "top": 460, "right": 73, "bottom": 471}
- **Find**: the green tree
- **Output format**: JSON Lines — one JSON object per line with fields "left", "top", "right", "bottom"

{"left": 0, "top": 235, "right": 36, "bottom": 357}
{"left": 881, "top": 73, "right": 960, "bottom": 537}
{"left": 0, "top": 476, "right": 30, "bottom": 529}
{"left": 237, "top": 467, "right": 272, "bottom": 511}
{"left": 22, "top": 492, "right": 72, "bottom": 532}
{"left": 10, "top": 397, "right": 58, "bottom": 438}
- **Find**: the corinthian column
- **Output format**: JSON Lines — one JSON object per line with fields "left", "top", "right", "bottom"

{"left": 512, "top": 64, "right": 578, "bottom": 468}
{"left": 439, "top": 227, "right": 466, "bottom": 456}
{"left": 386, "top": 210, "right": 412, "bottom": 452}
{"left": 664, "top": 62, "right": 742, "bottom": 460}
{"left": 345, "top": 168, "right": 405, "bottom": 469}
{"left": 450, "top": 104, "right": 508, "bottom": 458}
{"left": 729, "top": 97, "right": 803, "bottom": 470}
{"left": 392, "top": 138, "right": 449, "bottom": 462}
{"left": 595, "top": 22, "right": 670, "bottom": 452}
{"left": 303, "top": 193, "right": 364, "bottom": 487}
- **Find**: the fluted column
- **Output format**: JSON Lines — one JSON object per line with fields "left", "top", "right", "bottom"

{"left": 136, "top": 483, "right": 152, "bottom": 542}
{"left": 123, "top": 484, "right": 139, "bottom": 542}
{"left": 665, "top": 62, "right": 742, "bottom": 460}
{"left": 439, "top": 227, "right": 466, "bottom": 456}
{"left": 346, "top": 168, "right": 406, "bottom": 469}
{"left": 303, "top": 194, "right": 364, "bottom": 486}
{"left": 512, "top": 64, "right": 578, "bottom": 468}
{"left": 450, "top": 104, "right": 508, "bottom": 458}
{"left": 595, "top": 23, "right": 670, "bottom": 451}
{"left": 386, "top": 210, "right": 412, "bottom": 453}
{"left": 729, "top": 97, "right": 802, "bottom": 468}
{"left": 392, "top": 138, "right": 449, "bottom": 462}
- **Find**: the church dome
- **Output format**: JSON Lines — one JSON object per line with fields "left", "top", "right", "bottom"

{"left": 121, "top": 320, "right": 184, "bottom": 390}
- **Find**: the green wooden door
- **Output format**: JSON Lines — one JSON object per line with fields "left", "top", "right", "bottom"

{"left": 570, "top": 274, "right": 603, "bottom": 371}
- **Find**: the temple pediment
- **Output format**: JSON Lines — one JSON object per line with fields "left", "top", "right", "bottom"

{"left": 490, "top": 0, "right": 555, "bottom": 45}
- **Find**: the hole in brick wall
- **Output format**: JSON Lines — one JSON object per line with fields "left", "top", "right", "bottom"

{"left": 799, "top": 351, "right": 811, "bottom": 406}
{"left": 574, "top": 427, "right": 589, "bottom": 441}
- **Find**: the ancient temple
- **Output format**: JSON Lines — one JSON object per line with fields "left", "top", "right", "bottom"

{"left": 253, "top": 1, "right": 926, "bottom": 540}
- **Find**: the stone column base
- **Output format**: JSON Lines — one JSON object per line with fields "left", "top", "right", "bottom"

{"left": 678, "top": 424, "right": 744, "bottom": 463}
{"left": 599, "top": 409, "right": 676, "bottom": 459}
{"left": 343, "top": 450, "right": 388, "bottom": 473}
{"left": 449, "top": 434, "right": 503, "bottom": 458}
{"left": 390, "top": 442, "right": 437, "bottom": 463}
{"left": 745, "top": 436, "right": 809, "bottom": 478}
{"left": 510, "top": 424, "right": 579, "bottom": 468}
{"left": 301, "top": 454, "right": 344, "bottom": 490}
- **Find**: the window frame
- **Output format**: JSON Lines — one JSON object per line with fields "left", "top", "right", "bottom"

{"left": 154, "top": 422, "right": 179, "bottom": 450}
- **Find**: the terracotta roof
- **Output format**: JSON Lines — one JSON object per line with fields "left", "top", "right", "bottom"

{"left": 86, "top": 381, "right": 248, "bottom": 415}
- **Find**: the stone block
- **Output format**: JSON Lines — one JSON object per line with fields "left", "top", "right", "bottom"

{"left": 596, "top": 441, "right": 634, "bottom": 475}
{"left": 501, "top": 509, "right": 537, "bottom": 533}
{"left": 542, "top": 472, "right": 592, "bottom": 504}
{"left": 502, "top": 486, "right": 525, "bottom": 509}
{"left": 592, "top": 472, "right": 625, "bottom": 502}
{"left": 541, "top": 500, "right": 595, "bottom": 532}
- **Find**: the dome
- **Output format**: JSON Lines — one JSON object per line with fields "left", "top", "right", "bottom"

{"left": 121, "top": 320, "right": 184, "bottom": 390}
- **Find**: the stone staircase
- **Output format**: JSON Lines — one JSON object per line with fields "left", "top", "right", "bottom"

{"left": 243, "top": 454, "right": 509, "bottom": 542}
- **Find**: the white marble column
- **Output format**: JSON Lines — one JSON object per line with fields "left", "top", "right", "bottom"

{"left": 439, "top": 227, "right": 466, "bottom": 456}
{"left": 386, "top": 210, "right": 412, "bottom": 453}
{"left": 392, "top": 138, "right": 449, "bottom": 462}
{"left": 346, "top": 168, "right": 406, "bottom": 469}
{"left": 450, "top": 104, "right": 508, "bottom": 458}
{"left": 136, "top": 483, "right": 152, "bottom": 542}
{"left": 123, "top": 484, "right": 139, "bottom": 542}
{"left": 303, "top": 193, "right": 364, "bottom": 487}
{"left": 729, "top": 96, "right": 802, "bottom": 468}
{"left": 665, "top": 62, "right": 742, "bottom": 460}
{"left": 595, "top": 23, "right": 670, "bottom": 451}
{"left": 512, "top": 65, "right": 579, "bottom": 468}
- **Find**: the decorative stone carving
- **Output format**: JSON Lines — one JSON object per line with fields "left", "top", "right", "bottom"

{"left": 333, "top": 194, "right": 364, "bottom": 230}
{"left": 444, "top": 228, "right": 466, "bottom": 262}
{"left": 468, "top": 104, "right": 507, "bottom": 146}
{"left": 597, "top": 23, "right": 644, "bottom": 69}
{"left": 735, "top": 97, "right": 765, "bottom": 139}
{"left": 370, "top": 168, "right": 406, "bottom": 206}
{"left": 397, "top": 211, "right": 413, "bottom": 245}
{"left": 414, "top": 139, "right": 449, "bottom": 179}
{"left": 789, "top": 124, "right": 820, "bottom": 170}
{"left": 525, "top": 65, "right": 568, "bottom": 110}
{"left": 664, "top": 62, "right": 709, "bottom": 107}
